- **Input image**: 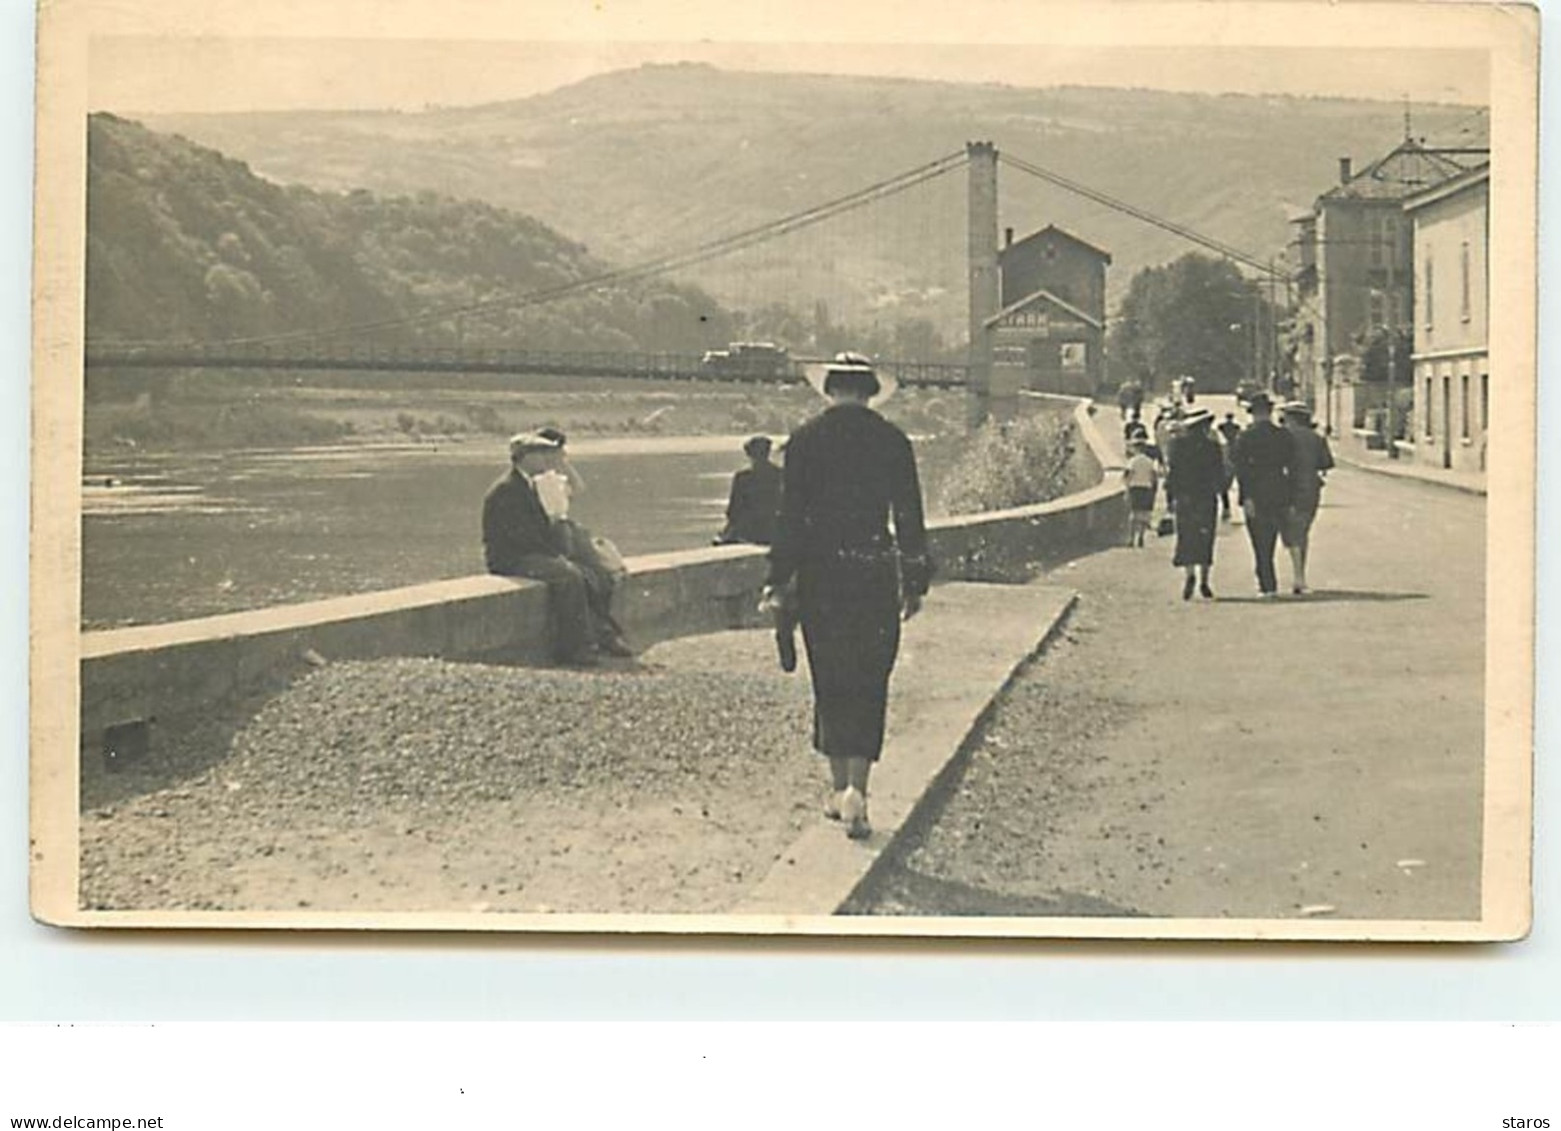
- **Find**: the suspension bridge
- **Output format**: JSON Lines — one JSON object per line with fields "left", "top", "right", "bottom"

{"left": 84, "top": 141, "right": 1292, "bottom": 420}
{"left": 81, "top": 340, "right": 975, "bottom": 389}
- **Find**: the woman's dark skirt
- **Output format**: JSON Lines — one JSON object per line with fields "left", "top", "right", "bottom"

{"left": 1128, "top": 486, "right": 1157, "bottom": 513}
{"left": 798, "top": 556, "right": 901, "bottom": 763}
{"left": 1172, "top": 493, "right": 1219, "bottom": 566}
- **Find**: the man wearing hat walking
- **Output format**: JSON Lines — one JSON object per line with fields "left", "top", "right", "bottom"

{"left": 483, "top": 432, "right": 630, "bottom": 665}
{"left": 1280, "top": 400, "right": 1335, "bottom": 594}
{"left": 1231, "top": 392, "right": 1297, "bottom": 598}
{"left": 761, "top": 352, "right": 931, "bottom": 840}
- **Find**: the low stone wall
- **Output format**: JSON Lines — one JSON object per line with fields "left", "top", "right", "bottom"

{"left": 79, "top": 399, "right": 1126, "bottom": 778}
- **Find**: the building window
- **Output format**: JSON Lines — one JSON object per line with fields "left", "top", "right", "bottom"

{"left": 1368, "top": 291, "right": 1386, "bottom": 329}
{"left": 1461, "top": 373, "right": 1470, "bottom": 439}
{"left": 1460, "top": 240, "right": 1472, "bottom": 322}
{"left": 1424, "top": 255, "right": 1434, "bottom": 333}
{"left": 1425, "top": 376, "right": 1434, "bottom": 437}
{"left": 1481, "top": 373, "right": 1489, "bottom": 432}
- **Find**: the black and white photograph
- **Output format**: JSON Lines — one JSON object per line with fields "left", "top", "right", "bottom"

{"left": 29, "top": 0, "right": 1537, "bottom": 937}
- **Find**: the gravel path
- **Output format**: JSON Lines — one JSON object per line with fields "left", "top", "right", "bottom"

{"left": 81, "top": 633, "right": 826, "bottom": 915}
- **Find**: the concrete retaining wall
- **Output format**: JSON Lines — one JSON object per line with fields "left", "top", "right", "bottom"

{"left": 80, "top": 399, "right": 1126, "bottom": 772}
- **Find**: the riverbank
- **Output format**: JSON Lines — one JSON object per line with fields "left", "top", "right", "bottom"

{"left": 84, "top": 369, "right": 971, "bottom": 455}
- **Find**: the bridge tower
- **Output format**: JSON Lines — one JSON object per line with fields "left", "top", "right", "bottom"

{"left": 966, "top": 140, "right": 1006, "bottom": 427}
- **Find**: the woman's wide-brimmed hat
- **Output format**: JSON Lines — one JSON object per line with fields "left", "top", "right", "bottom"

{"left": 802, "top": 351, "right": 898, "bottom": 406}
{"left": 1281, "top": 400, "right": 1313, "bottom": 419}
{"left": 1181, "top": 408, "right": 1214, "bottom": 428}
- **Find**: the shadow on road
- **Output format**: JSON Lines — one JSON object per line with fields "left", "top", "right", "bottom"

{"left": 1215, "top": 589, "right": 1429, "bottom": 605}
{"left": 849, "top": 866, "right": 1147, "bottom": 918}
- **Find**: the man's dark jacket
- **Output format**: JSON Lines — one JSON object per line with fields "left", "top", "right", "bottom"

{"left": 482, "top": 470, "right": 562, "bottom": 574}
{"left": 1232, "top": 420, "right": 1297, "bottom": 512}
{"left": 724, "top": 461, "right": 783, "bottom": 545}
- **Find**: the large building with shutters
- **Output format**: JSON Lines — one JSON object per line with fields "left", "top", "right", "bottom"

{"left": 1404, "top": 163, "right": 1488, "bottom": 474}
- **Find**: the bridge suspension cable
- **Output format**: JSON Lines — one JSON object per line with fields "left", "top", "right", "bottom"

{"left": 214, "top": 149, "right": 971, "bottom": 350}
{"left": 997, "top": 149, "right": 1285, "bottom": 281}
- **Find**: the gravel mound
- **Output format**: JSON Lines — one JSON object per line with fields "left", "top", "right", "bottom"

{"left": 223, "top": 656, "right": 809, "bottom": 818}
{"left": 81, "top": 640, "right": 829, "bottom": 915}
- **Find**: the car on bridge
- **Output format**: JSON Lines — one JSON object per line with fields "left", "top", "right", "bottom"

{"left": 699, "top": 342, "right": 793, "bottom": 381}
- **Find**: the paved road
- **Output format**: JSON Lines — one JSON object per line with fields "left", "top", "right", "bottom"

{"left": 863, "top": 466, "right": 1486, "bottom": 920}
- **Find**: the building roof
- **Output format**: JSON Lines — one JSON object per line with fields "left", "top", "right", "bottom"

{"left": 984, "top": 287, "right": 1104, "bottom": 331}
{"left": 1402, "top": 161, "right": 1490, "bottom": 213}
{"left": 1319, "top": 139, "right": 1487, "bottom": 205}
{"left": 1002, "top": 223, "right": 1113, "bottom": 265}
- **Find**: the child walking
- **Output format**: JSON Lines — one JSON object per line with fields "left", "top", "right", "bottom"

{"left": 1124, "top": 438, "right": 1159, "bottom": 548}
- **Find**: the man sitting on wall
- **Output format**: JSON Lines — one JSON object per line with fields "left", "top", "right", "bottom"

{"left": 482, "top": 432, "right": 632, "bottom": 666}
{"left": 714, "top": 435, "right": 783, "bottom": 546}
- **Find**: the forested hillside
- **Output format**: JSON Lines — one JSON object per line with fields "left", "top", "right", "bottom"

{"left": 85, "top": 113, "right": 737, "bottom": 351}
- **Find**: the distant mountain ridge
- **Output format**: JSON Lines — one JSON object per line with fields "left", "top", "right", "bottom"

{"left": 143, "top": 64, "right": 1487, "bottom": 327}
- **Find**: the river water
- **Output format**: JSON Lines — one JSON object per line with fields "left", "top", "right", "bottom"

{"left": 82, "top": 433, "right": 964, "bottom": 630}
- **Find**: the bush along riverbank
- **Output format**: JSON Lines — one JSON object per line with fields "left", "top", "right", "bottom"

{"left": 936, "top": 411, "right": 1083, "bottom": 516}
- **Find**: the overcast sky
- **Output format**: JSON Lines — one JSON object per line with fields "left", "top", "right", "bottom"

{"left": 90, "top": 38, "right": 1488, "bottom": 116}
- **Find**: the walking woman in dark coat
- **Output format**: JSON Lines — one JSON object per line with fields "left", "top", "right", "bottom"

{"left": 1166, "top": 408, "right": 1225, "bottom": 600}
{"left": 761, "top": 353, "right": 931, "bottom": 840}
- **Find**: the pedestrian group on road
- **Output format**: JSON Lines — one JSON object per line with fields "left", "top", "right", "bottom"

{"left": 1124, "top": 387, "right": 1334, "bottom": 600}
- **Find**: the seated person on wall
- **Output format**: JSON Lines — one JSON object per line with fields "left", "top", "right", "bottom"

{"left": 532, "top": 426, "right": 628, "bottom": 588}
{"left": 482, "top": 432, "right": 633, "bottom": 666}
{"left": 714, "top": 435, "right": 783, "bottom": 545}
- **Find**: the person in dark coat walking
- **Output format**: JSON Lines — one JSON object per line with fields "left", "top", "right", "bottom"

{"left": 761, "top": 353, "right": 931, "bottom": 840}
{"left": 482, "top": 432, "right": 630, "bottom": 665}
{"left": 1280, "top": 401, "right": 1335, "bottom": 594}
{"left": 1231, "top": 392, "right": 1297, "bottom": 598}
{"left": 1166, "top": 408, "right": 1225, "bottom": 600}
{"left": 715, "top": 435, "right": 783, "bottom": 545}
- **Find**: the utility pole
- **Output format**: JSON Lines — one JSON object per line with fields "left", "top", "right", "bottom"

{"left": 1269, "top": 257, "right": 1281, "bottom": 395}
{"left": 1384, "top": 216, "right": 1400, "bottom": 460}
{"left": 1250, "top": 282, "right": 1261, "bottom": 387}
{"left": 966, "top": 140, "right": 1000, "bottom": 429}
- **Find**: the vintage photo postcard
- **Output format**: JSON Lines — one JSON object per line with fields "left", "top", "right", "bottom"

{"left": 29, "top": 0, "right": 1538, "bottom": 938}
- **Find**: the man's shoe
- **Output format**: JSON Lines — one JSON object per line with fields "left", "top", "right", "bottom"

{"left": 599, "top": 634, "right": 635, "bottom": 658}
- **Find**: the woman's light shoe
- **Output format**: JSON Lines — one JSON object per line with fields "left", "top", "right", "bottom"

{"left": 823, "top": 790, "right": 843, "bottom": 820}
{"left": 841, "top": 787, "right": 871, "bottom": 840}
